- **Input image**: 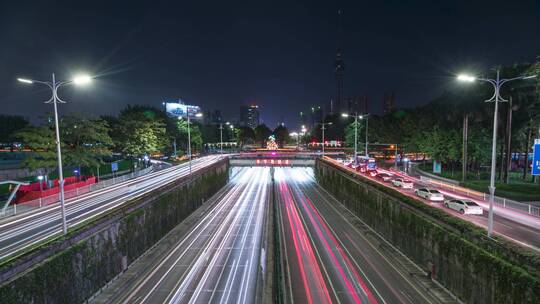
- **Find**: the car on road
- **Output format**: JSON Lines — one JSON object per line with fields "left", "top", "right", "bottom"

{"left": 444, "top": 199, "right": 483, "bottom": 215}
{"left": 367, "top": 169, "right": 378, "bottom": 177}
{"left": 392, "top": 178, "right": 414, "bottom": 189}
{"left": 415, "top": 188, "right": 444, "bottom": 202}
{"left": 375, "top": 173, "right": 393, "bottom": 182}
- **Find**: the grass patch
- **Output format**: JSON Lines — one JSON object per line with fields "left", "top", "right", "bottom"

{"left": 463, "top": 180, "right": 540, "bottom": 202}
{"left": 417, "top": 162, "right": 540, "bottom": 201}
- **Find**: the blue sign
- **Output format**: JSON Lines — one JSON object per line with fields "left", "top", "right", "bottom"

{"left": 433, "top": 160, "right": 441, "bottom": 174}
{"left": 532, "top": 143, "right": 540, "bottom": 176}
{"left": 111, "top": 162, "right": 118, "bottom": 172}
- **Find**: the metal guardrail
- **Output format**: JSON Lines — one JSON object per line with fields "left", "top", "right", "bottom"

{"left": 0, "top": 166, "right": 154, "bottom": 219}
{"left": 419, "top": 176, "right": 540, "bottom": 217}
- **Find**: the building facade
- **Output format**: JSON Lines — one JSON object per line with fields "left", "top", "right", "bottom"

{"left": 239, "top": 104, "right": 260, "bottom": 129}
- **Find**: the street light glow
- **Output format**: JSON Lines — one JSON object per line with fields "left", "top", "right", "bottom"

{"left": 195, "top": 112, "right": 203, "bottom": 117}
{"left": 522, "top": 75, "right": 537, "bottom": 80}
{"left": 17, "top": 78, "right": 33, "bottom": 84}
{"left": 341, "top": 113, "right": 349, "bottom": 117}
{"left": 457, "top": 74, "right": 476, "bottom": 82}
{"left": 73, "top": 74, "right": 92, "bottom": 85}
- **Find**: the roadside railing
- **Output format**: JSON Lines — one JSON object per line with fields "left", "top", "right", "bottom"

{"left": 0, "top": 166, "right": 155, "bottom": 219}
{"left": 419, "top": 176, "right": 540, "bottom": 217}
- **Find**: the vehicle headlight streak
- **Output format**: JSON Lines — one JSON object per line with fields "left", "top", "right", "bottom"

{"left": 279, "top": 179, "right": 332, "bottom": 304}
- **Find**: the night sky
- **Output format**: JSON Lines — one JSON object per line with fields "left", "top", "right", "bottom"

{"left": 1, "top": 0, "right": 539, "bottom": 129}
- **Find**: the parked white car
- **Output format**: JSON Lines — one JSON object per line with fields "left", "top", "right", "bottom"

{"left": 444, "top": 199, "right": 483, "bottom": 215}
{"left": 415, "top": 188, "right": 444, "bottom": 202}
{"left": 392, "top": 178, "right": 414, "bottom": 189}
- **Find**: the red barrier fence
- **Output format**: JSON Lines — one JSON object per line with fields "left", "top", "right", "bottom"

{"left": 15, "top": 176, "right": 96, "bottom": 203}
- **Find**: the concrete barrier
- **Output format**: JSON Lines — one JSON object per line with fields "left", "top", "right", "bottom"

{"left": 0, "top": 159, "right": 229, "bottom": 304}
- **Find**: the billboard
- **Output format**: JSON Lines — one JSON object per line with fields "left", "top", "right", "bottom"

{"left": 532, "top": 142, "right": 540, "bottom": 176}
{"left": 165, "top": 102, "right": 201, "bottom": 118}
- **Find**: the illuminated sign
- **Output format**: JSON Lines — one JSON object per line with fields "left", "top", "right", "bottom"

{"left": 165, "top": 102, "right": 201, "bottom": 118}
{"left": 532, "top": 142, "right": 540, "bottom": 176}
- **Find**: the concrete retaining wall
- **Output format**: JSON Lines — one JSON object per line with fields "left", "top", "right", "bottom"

{"left": 316, "top": 159, "right": 540, "bottom": 304}
{"left": 0, "top": 159, "right": 229, "bottom": 304}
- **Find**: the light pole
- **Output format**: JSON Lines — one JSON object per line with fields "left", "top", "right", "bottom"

{"left": 362, "top": 114, "right": 369, "bottom": 157}
{"left": 182, "top": 112, "right": 203, "bottom": 175}
{"left": 290, "top": 132, "right": 299, "bottom": 149}
{"left": 18, "top": 73, "right": 92, "bottom": 235}
{"left": 457, "top": 71, "right": 536, "bottom": 237}
{"left": 218, "top": 122, "right": 231, "bottom": 154}
{"left": 300, "top": 125, "right": 307, "bottom": 148}
{"left": 342, "top": 113, "right": 370, "bottom": 165}
{"left": 37, "top": 175, "right": 44, "bottom": 194}
{"left": 316, "top": 122, "right": 332, "bottom": 157}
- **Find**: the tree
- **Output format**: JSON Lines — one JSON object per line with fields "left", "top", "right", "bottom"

{"left": 16, "top": 124, "right": 57, "bottom": 175}
{"left": 344, "top": 120, "right": 362, "bottom": 150}
{"left": 175, "top": 119, "right": 203, "bottom": 154}
{"left": 0, "top": 115, "right": 29, "bottom": 151}
{"left": 201, "top": 124, "right": 219, "bottom": 146}
{"left": 237, "top": 127, "right": 255, "bottom": 148}
{"left": 254, "top": 124, "right": 272, "bottom": 148}
{"left": 60, "top": 114, "right": 113, "bottom": 170}
{"left": 273, "top": 125, "right": 289, "bottom": 148}
{"left": 117, "top": 106, "right": 167, "bottom": 163}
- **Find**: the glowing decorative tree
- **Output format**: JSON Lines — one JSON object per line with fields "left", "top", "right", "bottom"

{"left": 267, "top": 135, "right": 278, "bottom": 150}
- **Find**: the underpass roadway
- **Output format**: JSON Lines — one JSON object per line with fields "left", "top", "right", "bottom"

{"left": 92, "top": 167, "right": 271, "bottom": 304}
{"left": 275, "top": 167, "right": 458, "bottom": 304}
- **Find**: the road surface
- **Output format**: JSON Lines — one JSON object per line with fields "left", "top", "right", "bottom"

{"left": 332, "top": 158, "right": 540, "bottom": 252}
{"left": 275, "top": 167, "right": 455, "bottom": 304}
{"left": 93, "top": 167, "right": 271, "bottom": 304}
{"left": 379, "top": 166, "right": 540, "bottom": 251}
{"left": 0, "top": 155, "right": 224, "bottom": 261}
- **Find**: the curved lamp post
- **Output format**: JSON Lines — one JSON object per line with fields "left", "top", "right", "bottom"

{"left": 457, "top": 70, "right": 536, "bottom": 237}
{"left": 18, "top": 73, "right": 92, "bottom": 234}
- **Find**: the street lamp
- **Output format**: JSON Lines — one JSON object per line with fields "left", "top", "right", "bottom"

{"left": 183, "top": 112, "right": 203, "bottom": 175}
{"left": 457, "top": 70, "right": 537, "bottom": 237}
{"left": 218, "top": 122, "right": 231, "bottom": 154}
{"left": 290, "top": 132, "right": 299, "bottom": 149}
{"left": 342, "top": 112, "right": 370, "bottom": 165}
{"left": 37, "top": 175, "right": 44, "bottom": 194}
{"left": 18, "top": 73, "right": 92, "bottom": 235}
{"left": 316, "top": 122, "right": 332, "bottom": 157}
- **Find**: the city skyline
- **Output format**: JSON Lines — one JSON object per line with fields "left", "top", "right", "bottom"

{"left": 1, "top": 1, "right": 539, "bottom": 127}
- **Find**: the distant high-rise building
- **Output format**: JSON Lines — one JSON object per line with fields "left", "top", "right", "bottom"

{"left": 239, "top": 104, "right": 260, "bottom": 128}
{"left": 383, "top": 92, "right": 396, "bottom": 115}
{"left": 203, "top": 110, "right": 223, "bottom": 124}
{"left": 347, "top": 96, "right": 368, "bottom": 114}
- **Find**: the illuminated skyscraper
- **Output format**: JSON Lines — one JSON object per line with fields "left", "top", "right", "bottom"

{"left": 240, "top": 104, "right": 260, "bottom": 129}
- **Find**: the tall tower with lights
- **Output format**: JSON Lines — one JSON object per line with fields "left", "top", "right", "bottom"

{"left": 334, "top": 9, "right": 345, "bottom": 114}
